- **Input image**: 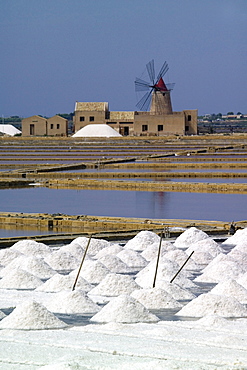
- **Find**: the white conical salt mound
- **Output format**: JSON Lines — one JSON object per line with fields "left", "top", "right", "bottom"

{"left": 89, "top": 273, "right": 140, "bottom": 296}
{"left": 59, "top": 243, "right": 85, "bottom": 260}
{"left": 73, "top": 124, "right": 122, "bottom": 137}
{"left": 185, "top": 238, "right": 224, "bottom": 258}
{"left": 141, "top": 241, "right": 175, "bottom": 261}
{"left": 10, "top": 239, "right": 52, "bottom": 258}
{"left": 196, "top": 314, "right": 229, "bottom": 327}
{"left": 210, "top": 278, "right": 247, "bottom": 304}
{"left": 186, "top": 250, "right": 214, "bottom": 265}
{"left": 94, "top": 244, "right": 124, "bottom": 259}
{"left": 69, "top": 260, "right": 110, "bottom": 284}
{"left": 1, "top": 255, "right": 56, "bottom": 280}
{"left": 222, "top": 227, "right": 247, "bottom": 247}
{"left": 97, "top": 255, "right": 132, "bottom": 273}
{"left": 0, "top": 248, "right": 23, "bottom": 267}
{"left": 35, "top": 273, "right": 92, "bottom": 292}
{"left": 124, "top": 230, "right": 160, "bottom": 251}
{"left": 45, "top": 290, "right": 100, "bottom": 314}
{"left": 131, "top": 288, "right": 182, "bottom": 310}
{"left": 0, "top": 300, "right": 67, "bottom": 330}
{"left": 237, "top": 272, "right": 247, "bottom": 289}
{"left": 117, "top": 249, "right": 147, "bottom": 268}
{"left": 90, "top": 294, "right": 159, "bottom": 323}
{"left": 228, "top": 249, "right": 247, "bottom": 269}
{"left": 176, "top": 293, "right": 247, "bottom": 317}
{"left": 0, "top": 268, "right": 43, "bottom": 290}
{"left": 44, "top": 250, "right": 79, "bottom": 271}
{"left": 164, "top": 249, "right": 199, "bottom": 270}
{"left": 155, "top": 281, "right": 196, "bottom": 301}
{"left": 70, "top": 237, "right": 110, "bottom": 256}
{"left": 174, "top": 227, "right": 209, "bottom": 249}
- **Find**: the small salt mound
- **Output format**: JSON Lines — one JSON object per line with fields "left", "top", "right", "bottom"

{"left": 222, "top": 227, "right": 247, "bottom": 247}
{"left": 0, "top": 268, "right": 43, "bottom": 290}
{"left": 185, "top": 238, "right": 224, "bottom": 258}
{"left": 228, "top": 249, "right": 247, "bottom": 269}
{"left": 1, "top": 255, "right": 56, "bottom": 280}
{"left": 59, "top": 243, "right": 85, "bottom": 260}
{"left": 90, "top": 294, "right": 159, "bottom": 323}
{"left": 94, "top": 244, "right": 124, "bottom": 259}
{"left": 131, "top": 288, "right": 182, "bottom": 310}
{"left": 0, "top": 300, "right": 67, "bottom": 330}
{"left": 44, "top": 250, "right": 79, "bottom": 271}
{"left": 69, "top": 260, "right": 110, "bottom": 284}
{"left": 0, "top": 248, "right": 23, "bottom": 266}
{"left": 174, "top": 227, "right": 209, "bottom": 249}
{"left": 89, "top": 273, "right": 140, "bottom": 296}
{"left": 45, "top": 290, "right": 100, "bottom": 314}
{"left": 117, "top": 249, "right": 147, "bottom": 268}
{"left": 176, "top": 293, "right": 247, "bottom": 317}
{"left": 210, "top": 278, "right": 247, "bottom": 304}
{"left": 35, "top": 273, "right": 92, "bottom": 292}
{"left": 70, "top": 236, "right": 110, "bottom": 256}
{"left": 98, "top": 255, "right": 132, "bottom": 273}
{"left": 237, "top": 272, "right": 247, "bottom": 289}
{"left": 141, "top": 241, "right": 175, "bottom": 261}
{"left": 230, "top": 242, "right": 247, "bottom": 254}
{"left": 195, "top": 259, "right": 246, "bottom": 283}
{"left": 155, "top": 281, "right": 196, "bottom": 301}
{"left": 196, "top": 314, "right": 229, "bottom": 327}
{"left": 10, "top": 239, "right": 52, "bottom": 258}
{"left": 164, "top": 249, "right": 198, "bottom": 270}
{"left": 124, "top": 230, "right": 160, "bottom": 251}
{"left": 185, "top": 250, "right": 214, "bottom": 265}
{"left": 73, "top": 124, "right": 122, "bottom": 137}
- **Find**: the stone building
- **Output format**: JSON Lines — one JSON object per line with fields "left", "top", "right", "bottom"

{"left": 22, "top": 115, "right": 68, "bottom": 136}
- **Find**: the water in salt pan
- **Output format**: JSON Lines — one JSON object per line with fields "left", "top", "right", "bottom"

{"left": 97, "top": 254, "right": 132, "bottom": 273}
{"left": 94, "top": 243, "right": 124, "bottom": 259}
{"left": 124, "top": 230, "right": 160, "bottom": 251}
{"left": 0, "top": 267, "right": 43, "bottom": 290}
{"left": 70, "top": 236, "right": 110, "bottom": 256}
{"left": 35, "top": 273, "right": 92, "bottom": 292}
{"left": 0, "top": 300, "right": 67, "bottom": 329}
{"left": 210, "top": 278, "right": 247, "bottom": 304}
{"left": 10, "top": 239, "right": 52, "bottom": 258}
{"left": 90, "top": 294, "right": 159, "bottom": 323}
{"left": 141, "top": 241, "right": 175, "bottom": 261}
{"left": 117, "top": 249, "right": 148, "bottom": 268}
{"left": 69, "top": 260, "right": 110, "bottom": 284}
{"left": 45, "top": 290, "right": 100, "bottom": 314}
{"left": 0, "top": 248, "right": 23, "bottom": 266}
{"left": 176, "top": 293, "right": 247, "bottom": 317}
{"left": 131, "top": 288, "right": 182, "bottom": 310}
{"left": 89, "top": 273, "right": 140, "bottom": 296}
{"left": 44, "top": 250, "right": 80, "bottom": 271}
{"left": 174, "top": 227, "right": 210, "bottom": 249}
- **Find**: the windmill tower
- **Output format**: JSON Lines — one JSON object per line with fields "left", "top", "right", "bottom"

{"left": 135, "top": 60, "right": 175, "bottom": 115}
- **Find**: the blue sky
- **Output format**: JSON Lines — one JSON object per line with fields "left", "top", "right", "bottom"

{"left": 1, "top": 0, "right": 246, "bottom": 117}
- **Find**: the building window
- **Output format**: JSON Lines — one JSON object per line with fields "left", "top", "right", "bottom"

{"left": 57, "top": 124, "right": 60, "bottom": 129}
{"left": 30, "top": 124, "right": 34, "bottom": 135}
{"left": 107, "top": 122, "right": 116, "bottom": 124}
{"left": 158, "top": 125, "right": 163, "bottom": 131}
{"left": 188, "top": 115, "right": 191, "bottom": 121}
{"left": 89, "top": 116, "right": 94, "bottom": 122}
{"left": 185, "top": 126, "right": 189, "bottom": 131}
{"left": 50, "top": 124, "right": 54, "bottom": 129}
{"left": 142, "top": 125, "right": 148, "bottom": 132}
{"left": 80, "top": 116, "right": 85, "bottom": 121}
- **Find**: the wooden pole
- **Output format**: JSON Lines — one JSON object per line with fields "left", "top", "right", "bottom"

{"left": 72, "top": 234, "right": 92, "bottom": 291}
{"left": 152, "top": 231, "right": 163, "bottom": 288}
{"left": 170, "top": 251, "right": 194, "bottom": 284}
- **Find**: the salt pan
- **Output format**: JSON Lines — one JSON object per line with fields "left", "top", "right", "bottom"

{"left": 90, "top": 294, "right": 159, "bottom": 323}
{"left": 124, "top": 230, "right": 160, "bottom": 251}
{"left": 131, "top": 288, "right": 182, "bottom": 310}
{"left": 89, "top": 273, "right": 140, "bottom": 296}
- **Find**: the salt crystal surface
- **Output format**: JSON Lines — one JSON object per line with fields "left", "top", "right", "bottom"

{"left": 155, "top": 281, "right": 196, "bottom": 301}
{"left": 228, "top": 249, "right": 247, "bottom": 268}
{"left": 97, "top": 254, "right": 132, "bottom": 273}
{"left": 222, "top": 227, "right": 247, "bottom": 247}
{"left": 35, "top": 273, "right": 92, "bottom": 292}
{"left": 185, "top": 238, "right": 224, "bottom": 258}
{"left": 10, "top": 239, "right": 52, "bottom": 257}
{"left": 45, "top": 290, "right": 100, "bottom": 314}
{"left": 70, "top": 237, "right": 110, "bottom": 256}
{"left": 131, "top": 288, "right": 182, "bottom": 309}
{"left": 0, "top": 300, "right": 67, "bottom": 329}
{"left": 44, "top": 250, "right": 80, "bottom": 271}
{"left": 89, "top": 273, "right": 140, "bottom": 296}
{"left": 69, "top": 260, "right": 110, "bottom": 284}
{"left": 0, "top": 248, "right": 23, "bottom": 266}
{"left": 195, "top": 314, "right": 229, "bottom": 327}
{"left": 59, "top": 243, "right": 85, "bottom": 260}
{"left": 237, "top": 272, "right": 247, "bottom": 289}
{"left": 164, "top": 249, "right": 198, "bottom": 270}
{"left": 90, "top": 294, "right": 159, "bottom": 323}
{"left": 0, "top": 255, "right": 56, "bottom": 280}
{"left": 174, "top": 227, "right": 210, "bottom": 249}
{"left": 73, "top": 124, "right": 122, "bottom": 137}
{"left": 141, "top": 241, "right": 175, "bottom": 261}
{"left": 117, "top": 249, "right": 148, "bottom": 268}
{"left": 94, "top": 244, "right": 124, "bottom": 259}
{"left": 124, "top": 230, "right": 160, "bottom": 251}
{"left": 0, "top": 268, "right": 43, "bottom": 290}
{"left": 195, "top": 259, "right": 246, "bottom": 283}
{"left": 185, "top": 250, "right": 214, "bottom": 265}
{"left": 210, "top": 278, "right": 247, "bottom": 304}
{"left": 176, "top": 293, "right": 247, "bottom": 317}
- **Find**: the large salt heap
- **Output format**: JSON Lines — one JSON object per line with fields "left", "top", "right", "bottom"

{"left": 97, "top": 255, "right": 132, "bottom": 274}
{"left": 89, "top": 273, "right": 140, "bottom": 296}
{"left": 69, "top": 236, "right": 110, "bottom": 257}
{"left": 210, "top": 278, "right": 247, "bottom": 304}
{"left": 69, "top": 260, "right": 110, "bottom": 284}
{"left": 124, "top": 230, "right": 160, "bottom": 251}
{"left": 44, "top": 250, "right": 79, "bottom": 271}
{"left": 10, "top": 239, "right": 52, "bottom": 258}
{"left": 72, "top": 124, "right": 122, "bottom": 137}
{"left": 35, "top": 273, "right": 92, "bottom": 292}
{"left": 117, "top": 249, "right": 148, "bottom": 268}
{"left": 0, "top": 268, "right": 43, "bottom": 290}
{"left": 174, "top": 227, "right": 210, "bottom": 249}
{"left": 131, "top": 288, "right": 182, "bottom": 310}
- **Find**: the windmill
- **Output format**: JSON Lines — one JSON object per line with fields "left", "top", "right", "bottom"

{"left": 135, "top": 59, "right": 175, "bottom": 115}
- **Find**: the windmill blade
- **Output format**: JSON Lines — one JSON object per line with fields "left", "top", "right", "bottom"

{"left": 136, "top": 89, "right": 153, "bottom": 111}
{"left": 135, "top": 77, "right": 151, "bottom": 92}
{"left": 156, "top": 61, "right": 169, "bottom": 82}
{"left": 146, "top": 59, "right": 155, "bottom": 85}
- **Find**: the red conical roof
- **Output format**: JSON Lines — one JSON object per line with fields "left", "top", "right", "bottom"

{"left": 155, "top": 77, "right": 168, "bottom": 92}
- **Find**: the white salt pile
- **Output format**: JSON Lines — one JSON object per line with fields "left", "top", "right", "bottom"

{"left": 72, "top": 124, "right": 122, "bottom": 137}
{"left": 0, "top": 255, "right": 56, "bottom": 280}
{"left": 97, "top": 255, "right": 132, "bottom": 273}
{"left": 44, "top": 250, "right": 79, "bottom": 271}
{"left": 0, "top": 248, "right": 23, "bottom": 266}
{"left": 176, "top": 293, "right": 247, "bottom": 317}
{"left": 195, "top": 314, "right": 229, "bottom": 328}
{"left": 185, "top": 238, "right": 224, "bottom": 259}
{"left": 0, "top": 268, "right": 43, "bottom": 290}
{"left": 45, "top": 290, "right": 100, "bottom": 314}
{"left": 35, "top": 273, "right": 92, "bottom": 292}
{"left": 237, "top": 272, "right": 247, "bottom": 289}
{"left": 141, "top": 241, "right": 175, "bottom": 261}
{"left": 164, "top": 249, "right": 198, "bottom": 270}
{"left": 10, "top": 239, "right": 52, "bottom": 258}
{"left": 228, "top": 248, "right": 247, "bottom": 269}
{"left": 0, "top": 300, "right": 67, "bottom": 330}
{"left": 90, "top": 294, "right": 159, "bottom": 323}
{"left": 156, "top": 281, "right": 196, "bottom": 301}
{"left": 124, "top": 230, "right": 160, "bottom": 251}
{"left": 222, "top": 227, "right": 247, "bottom": 247}
{"left": 89, "top": 273, "right": 140, "bottom": 296}
{"left": 94, "top": 243, "right": 124, "bottom": 259}
{"left": 174, "top": 227, "right": 210, "bottom": 249}
{"left": 59, "top": 243, "right": 85, "bottom": 260}
{"left": 210, "top": 278, "right": 247, "bottom": 304}
{"left": 69, "top": 260, "right": 110, "bottom": 284}
{"left": 70, "top": 236, "right": 110, "bottom": 256}
{"left": 117, "top": 249, "right": 148, "bottom": 268}
{"left": 131, "top": 288, "right": 182, "bottom": 310}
